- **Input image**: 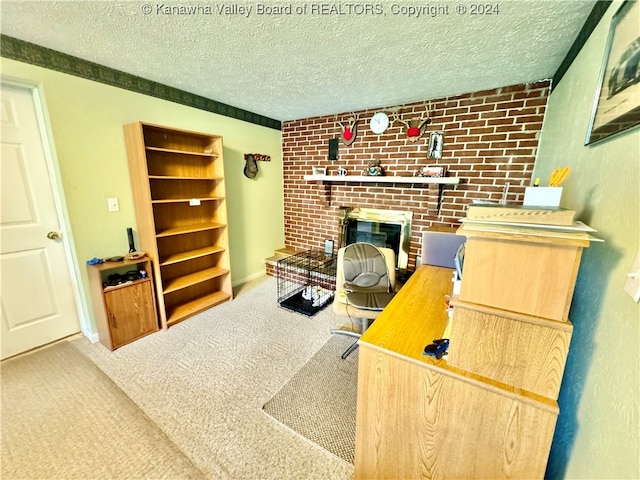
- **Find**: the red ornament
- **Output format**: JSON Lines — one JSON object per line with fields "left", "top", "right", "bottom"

{"left": 407, "top": 126, "right": 421, "bottom": 137}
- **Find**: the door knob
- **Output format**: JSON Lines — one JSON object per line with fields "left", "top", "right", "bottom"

{"left": 47, "top": 231, "right": 61, "bottom": 240}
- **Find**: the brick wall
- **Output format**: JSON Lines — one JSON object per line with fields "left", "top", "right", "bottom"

{"left": 282, "top": 81, "right": 550, "bottom": 271}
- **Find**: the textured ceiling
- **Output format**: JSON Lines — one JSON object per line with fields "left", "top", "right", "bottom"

{"left": 1, "top": 0, "right": 597, "bottom": 121}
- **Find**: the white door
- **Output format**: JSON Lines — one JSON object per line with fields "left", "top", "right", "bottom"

{"left": 0, "top": 82, "right": 80, "bottom": 359}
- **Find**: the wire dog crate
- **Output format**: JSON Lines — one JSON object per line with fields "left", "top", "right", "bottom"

{"left": 277, "top": 250, "right": 337, "bottom": 317}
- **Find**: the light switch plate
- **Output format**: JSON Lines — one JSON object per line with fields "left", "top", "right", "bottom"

{"left": 107, "top": 197, "right": 119, "bottom": 212}
{"left": 623, "top": 251, "right": 640, "bottom": 302}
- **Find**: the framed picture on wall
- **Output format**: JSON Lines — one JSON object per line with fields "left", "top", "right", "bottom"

{"left": 428, "top": 131, "right": 444, "bottom": 158}
{"left": 585, "top": 0, "right": 640, "bottom": 145}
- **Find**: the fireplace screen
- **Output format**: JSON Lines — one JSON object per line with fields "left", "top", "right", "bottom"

{"left": 338, "top": 207, "right": 412, "bottom": 271}
{"left": 345, "top": 220, "right": 401, "bottom": 257}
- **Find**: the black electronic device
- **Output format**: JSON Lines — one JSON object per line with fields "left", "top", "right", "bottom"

{"left": 423, "top": 338, "right": 449, "bottom": 359}
{"left": 125, "top": 270, "right": 142, "bottom": 281}
{"left": 328, "top": 138, "right": 339, "bottom": 160}
{"left": 127, "top": 227, "right": 135, "bottom": 253}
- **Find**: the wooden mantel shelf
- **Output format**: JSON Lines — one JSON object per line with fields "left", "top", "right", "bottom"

{"left": 303, "top": 174, "right": 460, "bottom": 185}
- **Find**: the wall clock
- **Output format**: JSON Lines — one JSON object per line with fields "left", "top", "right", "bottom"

{"left": 370, "top": 112, "right": 389, "bottom": 134}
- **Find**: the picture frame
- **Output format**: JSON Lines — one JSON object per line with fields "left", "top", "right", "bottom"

{"left": 416, "top": 165, "right": 447, "bottom": 178}
{"left": 312, "top": 166, "right": 327, "bottom": 176}
{"left": 585, "top": 0, "right": 640, "bottom": 145}
{"left": 428, "top": 131, "right": 444, "bottom": 158}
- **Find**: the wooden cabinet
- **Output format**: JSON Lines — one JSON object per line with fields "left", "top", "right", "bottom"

{"left": 124, "top": 122, "right": 232, "bottom": 329}
{"left": 355, "top": 224, "right": 597, "bottom": 479}
{"left": 88, "top": 258, "right": 158, "bottom": 350}
{"left": 445, "top": 225, "right": 593, "bottom": 401}
{"left": 447, "top": 299, "right": 573, "bottom": 399}
{"left": 457, "top": 231, "right": 585, "bottom": 321}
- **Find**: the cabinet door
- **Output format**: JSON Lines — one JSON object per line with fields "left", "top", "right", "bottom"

{"left": 104, "top": 281, "right": 157, "bottom": 349}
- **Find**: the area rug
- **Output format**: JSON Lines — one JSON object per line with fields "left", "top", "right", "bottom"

{"left": 263, "top": 334, "right": 359, "bottom": 464}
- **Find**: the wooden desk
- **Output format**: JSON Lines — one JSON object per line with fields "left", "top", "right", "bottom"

{"left": 355, "top": 265, "right": 558, "bottom": 479}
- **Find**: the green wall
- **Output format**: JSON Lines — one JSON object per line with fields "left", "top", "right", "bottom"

{"left": 1, "top": 58, "right": 284, "bottom": 336}
{"left": 535, "top": 2, "right": 639, "bottom": 478}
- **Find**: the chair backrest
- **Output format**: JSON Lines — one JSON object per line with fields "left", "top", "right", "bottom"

{"left": 342, "top": 243, "right": 391, "bottom": 293}
{"left": 334, "top": 243, "right": 396, "bottom": 313}
{"left": 338, "top": 243, "right": 396, "bottom": 311}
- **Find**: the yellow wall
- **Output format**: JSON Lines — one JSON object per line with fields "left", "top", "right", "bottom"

{"left": 2, "top": 58, "right": 284, "bottom": 335}
{"left": 535, "top": 2, "right": 639, "bottom": 477}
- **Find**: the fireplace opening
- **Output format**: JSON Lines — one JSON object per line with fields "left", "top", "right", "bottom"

{"left": 345, "top": 220, "right": 401, "bottom": 258}
{"left": 338, "top": 207, "right": 412, "bottom": 272}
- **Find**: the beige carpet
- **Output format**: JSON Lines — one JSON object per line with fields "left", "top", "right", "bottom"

{"left": 263, "top": 335, "right": 358, "bottom": 464}
{"left": 1, "top": 340, "right": 203, "bottom": 479}
{"left": 73, "top": 276, "right": 354, "bottom": 480}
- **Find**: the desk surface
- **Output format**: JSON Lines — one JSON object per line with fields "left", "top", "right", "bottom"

{"left": 359, "top": 264, "right": 453, "bottom": 364}
{"left": 358, "top": 263, "right": 558, "bottom": 411}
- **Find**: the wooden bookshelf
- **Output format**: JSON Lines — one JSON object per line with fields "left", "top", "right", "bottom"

{"left": 124, "top": 122, "right": 232, "bottom": 329}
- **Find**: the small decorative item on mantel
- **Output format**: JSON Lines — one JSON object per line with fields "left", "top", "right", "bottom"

{"left": 337, "top": 166, "right": 348, "bottom": 176}
{"left": 363, "top": 159, "right": 383, "bottom": 176}
{"left": 312, "top": 166, "right": 327, "bottom": 176}
{"left": 416, "top": 165, "right": 447, "bottom": 178}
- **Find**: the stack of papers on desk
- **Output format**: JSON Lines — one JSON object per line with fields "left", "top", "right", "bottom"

{"left": 461, "top": 204, "right": 602, "bottom": 242}
{"left": 466, "top": 204, "right": 577, "bottom": 226}
{"left": 458, "top": 220, "right": 603, "bottom": 242}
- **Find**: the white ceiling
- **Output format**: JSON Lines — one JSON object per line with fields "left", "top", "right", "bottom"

{"left": 1, "top": 0, "right": 597, "bottom": 122}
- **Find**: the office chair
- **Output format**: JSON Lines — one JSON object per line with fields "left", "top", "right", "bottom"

{"left": 331, "top": 243, "right": 396, "bottom": 359}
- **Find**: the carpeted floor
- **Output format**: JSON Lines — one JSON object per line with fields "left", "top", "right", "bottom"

{"left": 263, "top": 334, "right": 358, "bottom": 464}
{"left": 1, "top": 341, "right": 203, "bottom": 479}
{"left": 71, "top": 276, "right": 355, "bottom": 480}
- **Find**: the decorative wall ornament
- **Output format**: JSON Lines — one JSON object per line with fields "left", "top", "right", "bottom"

{"left": 428, "top": 131, "right": 444, "bottom": 158}
{"left": 243, "top": 153, "right": 258, "bottom": 179}
{"left": 328, "top": 138, "right": 339, "bottom": 160}
{"left": 338, "top": 114, "right": 358, "bottom": 146}
{"left": 392, "top": 101, "right": 432, "bottom": 142}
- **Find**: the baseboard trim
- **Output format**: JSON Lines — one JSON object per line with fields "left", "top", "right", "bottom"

{"left": 232, "top": 271, "right": 269, "bottom": 287}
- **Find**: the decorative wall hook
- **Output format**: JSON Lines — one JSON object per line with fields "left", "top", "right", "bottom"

{"left": 338, "top": 114, "right": 358, "bottom": 146}
{"left": 245, "top": 153, "right": 271, "bottom": 161}
{"left": 243, "top": 153, "right": 258, "bottom": 178}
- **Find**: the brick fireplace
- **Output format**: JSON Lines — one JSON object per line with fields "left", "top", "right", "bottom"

{"left": 282, "top": 81, "right": 550, "bottom": 272}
